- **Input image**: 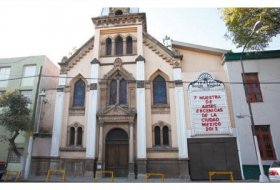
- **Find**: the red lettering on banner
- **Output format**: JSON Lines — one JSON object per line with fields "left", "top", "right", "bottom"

{"left": 194, "top": 94, "right": 224, "bottom": 132}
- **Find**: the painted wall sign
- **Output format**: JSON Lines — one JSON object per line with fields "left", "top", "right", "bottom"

{"left": 188, "top": 72, "right": 231, "bottom": 136}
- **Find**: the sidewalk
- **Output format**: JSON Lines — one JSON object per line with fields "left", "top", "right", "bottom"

{"left": 25, "top": 175, "right": 191, "bottom": 183}
{"left": 1, "top": 175, "right": 259, "bottom": 183}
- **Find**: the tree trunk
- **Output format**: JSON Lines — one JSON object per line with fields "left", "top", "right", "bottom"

{"left": 8, "top": 130, "right": 21, "bottom": 157}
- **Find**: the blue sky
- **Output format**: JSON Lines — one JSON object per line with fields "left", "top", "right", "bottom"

{"left": 0, "top": 0, "right": 279, "bottom": 64}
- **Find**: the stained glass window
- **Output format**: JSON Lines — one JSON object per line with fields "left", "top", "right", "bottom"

{"left": 73, "top": 79, "right": 85, "bottom": 107}
{"left": 119, "top": 79, "right": 127, "bottom": 104}
{"left": 155, "top": 126, "right": 161, "bottom": 146}
{"left": 109, "top": 79, "right": 117, "bottom": 105}
{"left": 106, "top": 38, "right": 112, "bottom": 56}
{"left": 153, "top": 75, "right": 167, "bottom": 104}
{"left": 126, "top": 36, "right": 133, "bottom": 54}
{"left": 115, "top": 36, "right": 123, "bottom": 55}
{"left": 163, "top": 126, "right": 169, "bottom": 145}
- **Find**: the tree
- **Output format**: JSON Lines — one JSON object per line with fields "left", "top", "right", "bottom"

{"left": 0, "top": 90, "right": 31, "bottom": 157}
{"left": 220, "top": 8, "right": 280, "bottom": 50}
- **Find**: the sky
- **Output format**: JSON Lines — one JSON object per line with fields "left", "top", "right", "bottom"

{"left": 0, "top": 0, "right": 280, "bottom": 64}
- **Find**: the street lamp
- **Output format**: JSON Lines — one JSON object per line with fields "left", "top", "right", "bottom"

{"left": 240, "top": 20, "right": 269, "bottom": 182}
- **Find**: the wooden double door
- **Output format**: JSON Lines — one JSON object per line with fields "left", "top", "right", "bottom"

{"left": 105, "top": 128, "right": 129, "bottom": 177}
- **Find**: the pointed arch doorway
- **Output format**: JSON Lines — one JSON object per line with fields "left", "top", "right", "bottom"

{"left": 105, "top": 128, "right": 129, "bottom": 177}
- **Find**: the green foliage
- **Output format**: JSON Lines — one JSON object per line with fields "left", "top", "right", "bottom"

{"left": 0, "top": 90, "right": 31, "bottom": 157}
{"left": 0, "top": 90, "right": 31, "bottom": 132}
{"left": 220, "top": 8, "right": 280, "bottom": 50}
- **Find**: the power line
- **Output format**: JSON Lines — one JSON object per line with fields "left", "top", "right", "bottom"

{"left": 2, "top": 74, "right": 280, "bottom": 84}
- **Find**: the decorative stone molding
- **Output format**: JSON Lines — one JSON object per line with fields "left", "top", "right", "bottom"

{"left": 151, "top": 105, "right": 170, "bottom": 114}
{"left": 69, "top": 107, "right": 85, "bottom": 116}
{"left": 58, "top": 36, "right": 95, "bottom": 74}
{"left": 103, "top": 58, "right": 135, "bottom": 81}
{"left": 143, "top": 32, "right": 183, "bottom": 64}
{"left": 92, "top": 13, "right": 147, "bottom": 32}
{"left": 97, "top": 105, "right": 136, "bottom": 124}
{"left": 69, "top": 122, "right": 84, "bottom": 128}
{"left": 172, "top": 58, "right": 182, "bottom": 68}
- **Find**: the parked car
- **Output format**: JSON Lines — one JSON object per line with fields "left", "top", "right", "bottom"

{"left": 0, "top": 160, "right": 7, "bottom": 180}
{"left": 269, "top": 160, "right": 280, "bottom": 182}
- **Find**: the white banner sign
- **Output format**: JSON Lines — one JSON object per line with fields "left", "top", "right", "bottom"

{"left": 188, "top": 73, "right": 231, "bottom": 136}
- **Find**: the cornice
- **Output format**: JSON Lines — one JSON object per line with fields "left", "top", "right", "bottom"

{"left": 92, "top": 13, "right": 147, "bottom": 32}
{"left": 58, "top": 36, "right": 95, "bottom": 74}
{"left": 143, "top": 32, "right": 183, "bottom": 66}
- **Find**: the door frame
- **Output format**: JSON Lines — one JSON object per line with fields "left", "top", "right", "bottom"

{"left": 105, "top": 128, "right": 129, "bottom": 177}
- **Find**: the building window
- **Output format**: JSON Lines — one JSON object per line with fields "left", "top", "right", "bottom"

{"left": 73, "top": 79, "right": 85, "bottom": 107}
{"left": 153, "top": 122, "right": 171, "bottom": 147}
{"left": 162, "top": 126, "right": 169, "bottom": 145}
{"left": 115, "top": 36, "right": 123, "bottom": 55}
{"left": 109, "top": 79, "right": 117, "bottom": 105}
{"left": 119, "top": 79, "right": 127, "bottom": 104}
{"left": 105, "top": 38, "right": 112, "bottom": 56}
{"left": 126, "top": 36, "right": 133, "bottom": 54}
{"left": 22, "top": 65, "right": 36, "bottom": 86}
{"left": 255, "top": 125, "right": 276, "bottom": 160}
{"left": 7, "top": 148, "right": 24, "bottom": 163}
{"left": 154, "top": 126, "right": 161, "bottom": 146}
{"left": 243, "top": 73, "right": 263, "bottom": 102}
{"left": 109, "top": 74, "right": 127, "bottom": 105}
{"left": 20, "top": 90, "right": 32, "bottom": 101}
{"left": 0, "top": 67, "right": 11, "bottom": 88}
{"left": 69, "top": 127, "right": 75, "bottom": 146}
{"left": 68, "top": 122, "right": 83, "bottom": 147}
{"left": 153, "top": 75, "right": 167, "bottom": 104}
{"left": 77, "top": 127, "right": 83, "bottom": 146}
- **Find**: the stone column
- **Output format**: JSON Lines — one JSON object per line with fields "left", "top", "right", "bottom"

{"left": 173, "top": 66, "right": 190, "bottom": 180}
{"left": 50, "top": 74, "right": 66, "bottom": 158}
{"left": 97, "top": 122, "right": 103, "bottom": 169}
{"left": 86, "top": 58, "right": 100, "bottom": 158}
{"left": 128, "top": 122, "right": 135, "bottom": 179}
{"left": 135, "top": 55, "right": 146, "bottom": 180}
{"left": 50, "top": 74, "right": 66, "bottom": 170}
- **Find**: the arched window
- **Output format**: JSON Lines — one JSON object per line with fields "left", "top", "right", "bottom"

{"left": 77, "top": 127, "right": 83, "bottom": 146}
{"left": 154, "top": 126, "right": 161, "bottom": 146}
{"left": 106, "top": 38, "right": 112, "bottom": 56}
{"left": 115, "top": 10, "right": 123, "bottom": 15}
{"left": 109, "top": 79, "right": 117, "bottom": 105}
{"left": 126, "top": 36, "right": 133, "bottom": 54}
{"left": 153, "top": 122, "right": 171, "bottom": 147}
{"left": 115, "top": 36, "right": 123, "bottom": 55}
{"left": 119, "top": 79, "right": 127, "bottom": 104}
{"left": 68, "top": 123, "right": 84, "bottom": 147}
{"left": 69, "top": 127, "right": 75, "bottom": 146}
{"left": 163, "top": 126, "right": 169, "bottom": 145}
{"left": 153, "top": 75, "right": 167, "bottom": 104}
{"left": 73, "top": 79, "right": 85, "bottom": 107}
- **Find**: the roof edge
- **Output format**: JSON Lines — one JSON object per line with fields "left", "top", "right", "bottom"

{"left": 172, "top": 40, "right": 229, "bottom": 55}
{"left": 223, "top": 50, "right": 280, "bottom": 62}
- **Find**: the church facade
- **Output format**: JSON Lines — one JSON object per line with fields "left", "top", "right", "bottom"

{"left": 31, "top": 8, "right": 242, "bottom": 180}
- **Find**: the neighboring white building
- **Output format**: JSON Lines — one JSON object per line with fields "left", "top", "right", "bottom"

{"left": 223, "top": 50, "right": 280, "bottom": 179}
